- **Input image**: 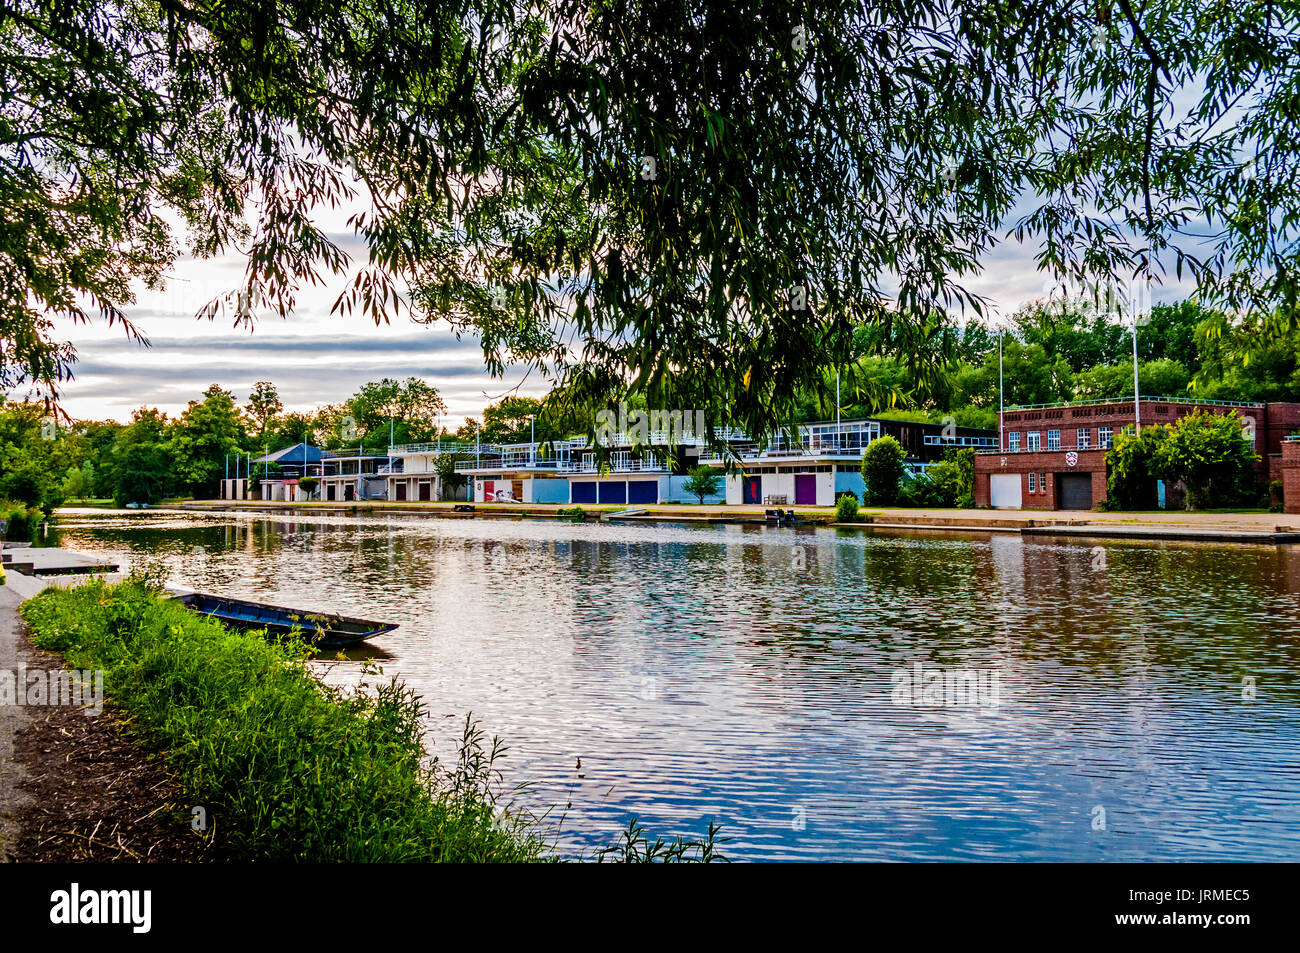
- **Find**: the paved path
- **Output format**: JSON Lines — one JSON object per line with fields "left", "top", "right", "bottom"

{"left": 0, "top": 572, "right": 48, "bottom": 861}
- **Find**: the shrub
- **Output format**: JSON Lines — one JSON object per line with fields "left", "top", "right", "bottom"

{"left": 1106, "top": 425, "right": 1168, "bottom": 510}
{"left": 834, "top": 492, "right": 860, "bottom": 522}
{"left": 861, "top": 436, "right": 906, "bottom": 505}
{"left": 683, "top": 465, "right": 722, "bottom": 503}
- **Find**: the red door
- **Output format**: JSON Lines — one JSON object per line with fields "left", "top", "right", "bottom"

{"left": 483, "top": 480, "right": 493, "bottom": 502}
{"left": 743, "top": 475, "right": 761, "bottom": 504}
{"left": 795, "top": 473, "right": 817, "bottom": 505}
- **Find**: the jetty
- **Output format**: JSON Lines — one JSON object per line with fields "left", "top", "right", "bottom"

{"left": 1, "top": 544, "right": 118, "bottom": 577}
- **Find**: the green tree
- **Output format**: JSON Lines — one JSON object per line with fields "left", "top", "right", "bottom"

{"left": 478, "top": 396, "right": 545, "bottom": 444}
{"left": 1071, "top": 359, "right": 1192, "bottom": 402}
{"left": 110, "top": 409, "right": 171, "bottom": 506}
{"left": 348, "top": 378, "right": 447, "bottom": 451}
{"left": 1155, "top": 412, "right": 1259, "bottom": 510}
{"left": 246, "top": 382, "right": 283, "bottom": 443}
{"left": 683, "top": 466, "right": 722, "bottom": 504}
{"left": 1104, "top": 426, "right": 1170, "bottom": 511}
{"left": 61, "top": 465, "right": 91, "bottom": 502}
{"left": 861, "top": 436, "right": 906, "bottom": 506}
{"left": 7, "top": 1, "right": 1298, "bottom": 435}
{"left": 167, "top": 385, "right": 246, "bottom": 498}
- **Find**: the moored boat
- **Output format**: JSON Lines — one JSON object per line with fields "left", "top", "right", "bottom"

{"left": 170, "top": 590, "right": 397, "bottom": 647}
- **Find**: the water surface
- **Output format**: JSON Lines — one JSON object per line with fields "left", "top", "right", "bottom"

{"left": 48, "top": 508, "right": 1300, "bottom": 861}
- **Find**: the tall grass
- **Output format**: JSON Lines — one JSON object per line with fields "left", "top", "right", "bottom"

{"left": 21, "top": 576, "right": 546, "bottom": 861}
{"left": 21, "top": 573, "right": 727, "bottom": 862}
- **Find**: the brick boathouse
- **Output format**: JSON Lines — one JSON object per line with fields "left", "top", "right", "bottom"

{"left": 973, "top": 397, "right": 1300, "bottom": 511}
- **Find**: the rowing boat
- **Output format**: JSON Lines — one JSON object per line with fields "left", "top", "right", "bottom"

{"left": 171, "top": 590, "right": 397, "bottom": 647}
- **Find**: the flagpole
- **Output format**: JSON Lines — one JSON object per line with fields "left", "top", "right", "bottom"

{"left": 1132, "top": 312, "right": 1141, "bottom": 433}
{"left": 998, "top": 329, "right": 1005, "bottom": 451}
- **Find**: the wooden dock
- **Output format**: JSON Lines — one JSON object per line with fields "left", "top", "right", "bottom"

{"left": 1, "top": 544, "right": 118, "bottom": 576}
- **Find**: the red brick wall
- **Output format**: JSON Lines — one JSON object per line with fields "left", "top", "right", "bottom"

{"left": 974, "top": 449, "right": 1108, "bottom": 509}
{"left": 1283, "top": 440, "right": 1300, "bottom": 514}
{"left": 1266, "top": 403, "right": 1300, "bottom": 456}
{"left": 1000, "top": 400, "right": 1272, "bottom": 466}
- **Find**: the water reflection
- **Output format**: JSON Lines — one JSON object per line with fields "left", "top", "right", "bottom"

{"left": 49, "top": 509, "right": 1300, "bottom": 861}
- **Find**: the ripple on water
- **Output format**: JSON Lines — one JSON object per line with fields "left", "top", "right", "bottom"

{"left": 51, "top": 511, "right": 1300, "bottom": 861}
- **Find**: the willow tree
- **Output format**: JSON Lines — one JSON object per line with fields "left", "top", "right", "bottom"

{"left": 3, "top": 0, "right": 1297, "bottom": 442}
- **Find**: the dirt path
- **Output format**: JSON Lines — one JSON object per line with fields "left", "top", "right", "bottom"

{"left": 0, "top": 574, "right": 225, "bottom": 861}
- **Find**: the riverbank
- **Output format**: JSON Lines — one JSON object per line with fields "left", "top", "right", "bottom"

{"left": 4, "top": 575, "right": 724, "bottom": 862}
{"left": 164, "top": 499, "right": 1300, "bottom": 543}
{"left": 11, "top": 577, "right": 547, "bottom": 862}
{"left": 1, "top": 573, "right": 208, "bottom": 860}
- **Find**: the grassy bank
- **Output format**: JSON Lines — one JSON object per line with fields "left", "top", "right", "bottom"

{"left": 20, "top": 575, "right": 548, "bottom": 862}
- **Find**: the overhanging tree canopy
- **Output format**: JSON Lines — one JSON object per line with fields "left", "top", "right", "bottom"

{"left": 3, "top": 0, "right": 1297, "bottom": 442}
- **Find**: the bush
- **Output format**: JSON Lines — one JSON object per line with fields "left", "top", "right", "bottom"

{"left": 297, "top": 476, "right": 319, "bottom": 496}
{"left": 683, "top": 465, "right": 722, "bottom": 503}
{"left": 834, "top": 492, "right": 860, "bottom": 522}
{"left": 897, "top": 472, "right": 945, "bottom": 508}
{"left": 861, "top": 436, "right": 906, "bottom": 505}
{"left": 1106, "top": 412, "right": 1258, "bottom": 510}
{"left": 0, "top": 501, "right": 41, "bottom": 540}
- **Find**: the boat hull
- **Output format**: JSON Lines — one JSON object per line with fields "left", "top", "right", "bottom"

{"left": 172, "top": 592, "right": 397, "bottom": 647}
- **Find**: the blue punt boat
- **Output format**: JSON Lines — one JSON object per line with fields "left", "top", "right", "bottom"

{"left": 171, "top": 591, "right": 398, "bottom": 648}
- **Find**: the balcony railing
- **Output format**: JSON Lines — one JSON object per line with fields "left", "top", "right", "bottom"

{"left": 1005, "top": 396, "right": 1264, "bottom": 410}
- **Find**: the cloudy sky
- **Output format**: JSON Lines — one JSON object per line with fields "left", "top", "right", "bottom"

{"left": 38, "top": 223, "right": 1194, "bottom": 427}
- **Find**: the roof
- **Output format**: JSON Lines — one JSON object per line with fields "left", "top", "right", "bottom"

{"left": 253, "top": 442, "right": 330, "bottom": 466}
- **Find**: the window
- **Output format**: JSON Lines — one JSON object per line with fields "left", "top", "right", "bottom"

{"left": 1009, "top": 432, "right": 1021, "bottom": 452}
{"left": 1027, "top": 431, "right": 1041, "bottom": 452}
{"left": 1047, "top": 429, "right": 1060, "bottom": 451}
{"left": 1099, "top": 427, "right": 1113, "bottom": 449}
{"left": 1028, "top": 472, "right": 1037, "bottom": 493}
{"left": 1077, "top": 428, "right": 1090, "bottom": 449}
{"left": 1040, "top": 473, "right": 1047, "bottom": 494}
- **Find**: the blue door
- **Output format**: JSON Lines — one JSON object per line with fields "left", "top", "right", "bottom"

{"left": 571, "top": 482, "right": 597, "bottom": 504}
{"left": 743, "top": 475, "right": 761, "bottom": 504}
{"left": 627, "top": 480, "right": 658, "bottom": 504}
{"left": 598, "top": 481, "right": 627, "bottom": 505}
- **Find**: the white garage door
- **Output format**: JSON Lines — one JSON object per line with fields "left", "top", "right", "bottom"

{"left": 990, "top": 474, "right": 1023, "bottom": 509}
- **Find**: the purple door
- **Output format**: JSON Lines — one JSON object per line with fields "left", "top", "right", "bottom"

{"left": 794, "top": 474, "right": 817, "bottom": 505}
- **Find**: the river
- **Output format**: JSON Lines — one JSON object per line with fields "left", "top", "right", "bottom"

{"left": 46, "top": 508, "right": 1300, "bottom": 861}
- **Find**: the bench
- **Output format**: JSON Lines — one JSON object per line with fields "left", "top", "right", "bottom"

{"left": 763, "top": 494, "right": 788, "bottom": 505}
